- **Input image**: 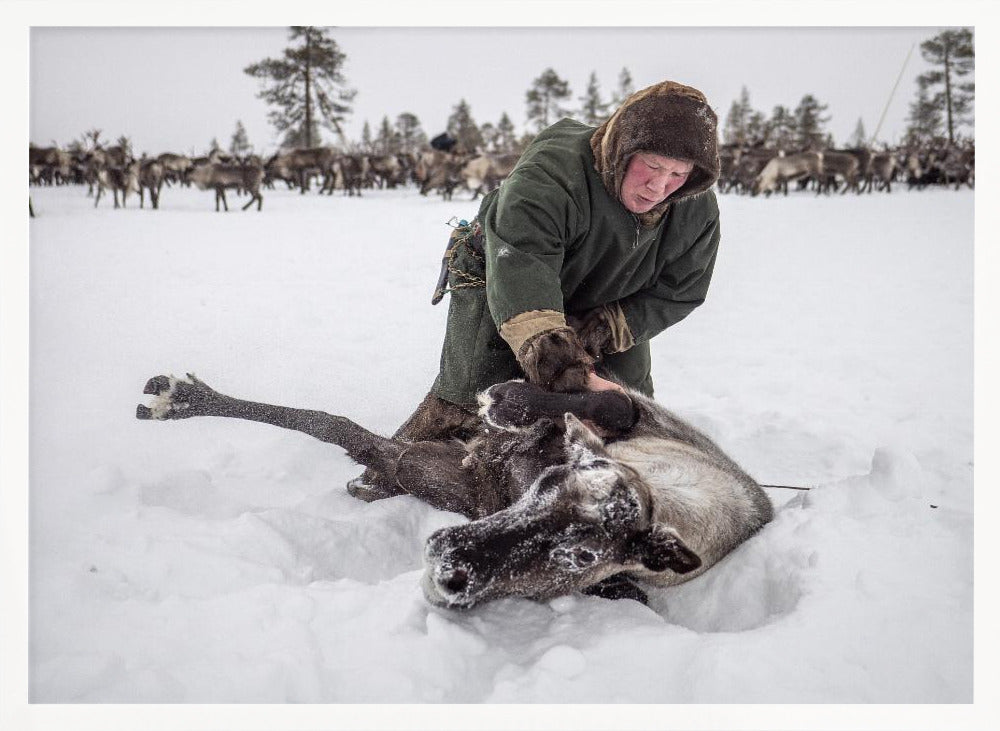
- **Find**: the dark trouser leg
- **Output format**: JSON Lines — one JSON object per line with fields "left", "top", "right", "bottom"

{"left": 392, "top": 391, "right": 482, "bottom": 442}
{"left": 347, "top": 390, "right": 481, "bottom": 502}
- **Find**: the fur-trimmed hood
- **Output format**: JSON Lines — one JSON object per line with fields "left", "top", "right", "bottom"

{"left": 590, "top": 80, "right": 720, "bottom": 226}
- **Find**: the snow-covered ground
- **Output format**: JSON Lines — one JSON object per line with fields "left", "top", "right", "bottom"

{"left": 26, "top": 182, "right": 973, "bottom": 710}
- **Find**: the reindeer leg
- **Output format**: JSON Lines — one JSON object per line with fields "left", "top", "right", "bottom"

{"left": 478, "top": 380, "right": 637, "bottom": 437}
{"left": 137, "top": 373, "right": 403, "bottom": 467}
{"left": 391, "top": 440, "right": 483, "bottom": 517}
{"left": 137, "top": 374, "right": 482, "bottom": 517}
{"left": 582, "top": 573, "right": 649, "bottom": 604}
{"left": 241, "top": 192, "right": 260, "bottom": 211}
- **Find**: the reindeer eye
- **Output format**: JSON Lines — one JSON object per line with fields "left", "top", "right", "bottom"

{"left": 576, "top": 549, "right": 596, "bottom": 565}
{"left": 602, "top": 493, "right": 641, "bottom": 528}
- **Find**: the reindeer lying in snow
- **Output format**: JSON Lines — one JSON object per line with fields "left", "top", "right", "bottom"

{"left": 137, "top": 375, "right": 773, "bottom": 609}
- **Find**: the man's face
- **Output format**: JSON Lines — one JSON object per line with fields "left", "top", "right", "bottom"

{"left": 620, "top": 153, "right": 695, "bottom": 214}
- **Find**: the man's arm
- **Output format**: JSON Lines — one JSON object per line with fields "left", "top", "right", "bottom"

{"left": 618, "top": 214, "right": 721, "bottom": 345}
{"left": 480, "top": 164, "right": 597, "bottom": 393}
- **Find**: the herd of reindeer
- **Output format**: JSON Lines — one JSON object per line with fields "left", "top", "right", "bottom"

{"left": 719, "top": 139, "right": 974, "bottom": 196}
{"left": 28, "top": 137, "right": 974, "bottom": 213}
{"left": 26, "top": 143, "right": 522, "bottom": 213}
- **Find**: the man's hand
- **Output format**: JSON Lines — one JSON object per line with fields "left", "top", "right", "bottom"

{"left": 567, "top": 307, "right": 614, "bottom": 358}
{"left": 586, "top": 371, "right": 625, "bottom": 393}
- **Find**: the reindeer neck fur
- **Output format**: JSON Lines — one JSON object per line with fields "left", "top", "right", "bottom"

{"left": 460, "top": 422, "right": 567, "bottom": 514}
{"left": 608, "top": 394, "right": 774, "bottom": 584}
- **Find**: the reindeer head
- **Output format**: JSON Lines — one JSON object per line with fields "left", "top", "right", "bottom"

{"left": 421, "top": 414, "right": 701, "bottom": 609}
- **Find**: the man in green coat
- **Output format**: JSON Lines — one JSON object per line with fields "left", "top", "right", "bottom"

{"left": 349, "top": 79, "right": 721, "bottom": 500}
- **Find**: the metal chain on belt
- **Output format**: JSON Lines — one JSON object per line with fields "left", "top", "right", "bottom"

{"left": 432, "top": 218, "right": 486, "bottom": 304}
{"left": 444, "top": 232, "right": 486, "bottom": 292}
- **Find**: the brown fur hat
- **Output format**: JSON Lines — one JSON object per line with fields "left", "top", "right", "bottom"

{"left": 590, "top": 80, "right": 720, "bottom": 226}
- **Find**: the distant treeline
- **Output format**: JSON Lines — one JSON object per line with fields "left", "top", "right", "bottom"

{"left": 28, "top": 27, "right": 974, "bottom": 213}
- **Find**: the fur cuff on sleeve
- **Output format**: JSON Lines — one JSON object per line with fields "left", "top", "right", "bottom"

{"left": 499, "top": 309, "right": 568, "bottom": 355}
{"left": 603, "top": 302, "right": 635, "bottom": 353}
{"left": 516, "top": 326, "right": 594, "bottom": 392}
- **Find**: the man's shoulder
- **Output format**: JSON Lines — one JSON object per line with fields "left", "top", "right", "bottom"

{"left": 523, "top": 119, "right": 597, "bottom": 161}
{"left": 506, "top": 119, "right": 600, "bottom": 196}
{"left": 673, "top": 188, "right": 720, "bottom": 218}
{"left": 536, "top": 118, "right": 596, "bottom": 140}
{"left": 666, "top": 188, "right": 720, "bottom": 234}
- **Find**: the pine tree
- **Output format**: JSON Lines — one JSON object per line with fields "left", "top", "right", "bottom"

{"left": 229, "top": 120, "right": 252, "bottom": 157}
{"left": 374, "top": 116, "right": 400, "bottom": 155}
{"left": 525, "top": 68, "right": 572, "bottom": 132}
{"left": 244, "top": 26, "right": 356, "bottom": 149}
{"left": 496, "top": 113, "right": 517, "bottom": 154}
{"left": 360, "top": 121, "right": 374, "bottom": 153}
{"left": 848, "top": 118, "right": 867, "bottom": 148}
{"left": 746, "top": 111, "right": 769, "bottom": 147}
{"left": 723, "top": 87, "right": 753, "bottom": 146}
{"left": 794, "top": 94, "right": 830, "bottom": 150}
{"left": 577, "top": 71, "right": 609, "bottom": 125}
{"left": 769, "top": 105, "right": 797, "bottom": 151}
{"left": 447, "top": 99, "right": 484, "bottom": 153}
{"left": 905, "top": 85, "right": 944, "bottom": 145}
{"left": 208, "top": 137, "right": 222, "bottom": 154}
{"left": 394, "top": 112, "right": 427, "bottom": 154}
{"left": 611, "top": 67, "right": 635, "bottom": 107}
{"left": 915, "top": 28, "right": 974, "bottom": 143}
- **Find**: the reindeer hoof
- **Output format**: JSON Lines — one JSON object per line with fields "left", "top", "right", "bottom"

{"left": 143, "top": 375, "right": 173, "bottom": 395}
{"left": 347, "top": 476, "right": 384, "bottom": 501}
{"left": 136, "top": 373, "right": 210, "bottom": 420}
{"left": 137, "top": 374, "right": 183, "bottom": 420}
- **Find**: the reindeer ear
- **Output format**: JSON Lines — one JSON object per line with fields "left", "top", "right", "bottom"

{"left": 563, "top": 412, "right": 609, "bottom": 459}
{"left": 629, "top": 525, "right": 701, "bottom": 574}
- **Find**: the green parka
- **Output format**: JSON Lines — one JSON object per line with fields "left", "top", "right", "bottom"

{"left": 432, "top": 83, "right": 721, "bottom": 407}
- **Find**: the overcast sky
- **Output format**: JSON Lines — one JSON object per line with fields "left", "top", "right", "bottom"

{"left": 29, "top": 25, "right": 964, "bottom": 156}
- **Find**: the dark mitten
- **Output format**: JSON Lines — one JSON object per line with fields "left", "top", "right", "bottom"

{"left": 567, "top": 307, "right": 615, "bottom": 358}
{"left": 567, "top": 303, "right": 634, "bottom": 357}
{"left": 517, "top": 327, "right": 594, "bottom": 392}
